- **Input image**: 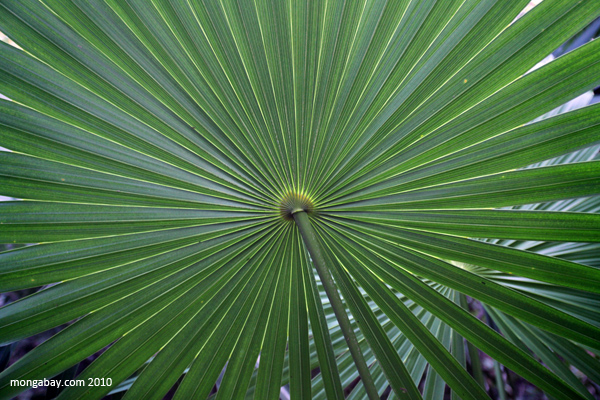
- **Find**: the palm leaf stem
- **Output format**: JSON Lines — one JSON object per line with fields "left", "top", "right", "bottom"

{"left": 459, "top": 294, "right": 485, "bottom": 390}
{"left": 493, "top": 361, "right": 507, "bottom": 400}
{"left": 293, "top": 211, "right": 378, "bottom": 400}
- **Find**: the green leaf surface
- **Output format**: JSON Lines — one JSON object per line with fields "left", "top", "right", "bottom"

{"left": 1, "top": 0, "right": 598, "bottom": 399}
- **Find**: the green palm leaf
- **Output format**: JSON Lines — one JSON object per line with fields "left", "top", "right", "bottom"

{"left": 1, "top": 1, "right": 599, "bottom": 399}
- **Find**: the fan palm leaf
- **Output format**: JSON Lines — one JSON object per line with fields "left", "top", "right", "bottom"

{"left": 0, "top": 1, "right": 599, "bottom": 399}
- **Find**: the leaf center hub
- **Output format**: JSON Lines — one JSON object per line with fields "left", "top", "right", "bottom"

{"left": 278, "top": 192, "right": 314, "bottom": 220}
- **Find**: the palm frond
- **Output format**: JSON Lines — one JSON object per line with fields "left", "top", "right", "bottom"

{"left": 1, "top": 1, "right": 599, "bottom": 399}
